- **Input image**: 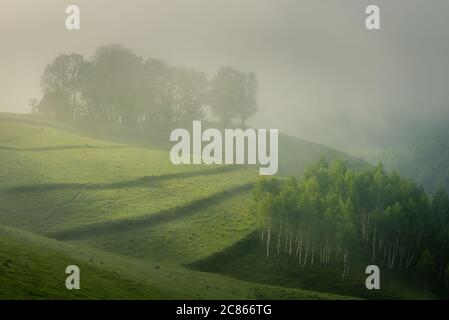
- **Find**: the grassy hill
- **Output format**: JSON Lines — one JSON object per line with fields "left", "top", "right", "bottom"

{"left": 277, "top": 134, "right": 368, "bottom": 177}
{"left": 5, "top": 114, "right": 430, "bottom": 300}
{"left": 191, "top": 233, "right": 438, "bottom": 300}
{"left": 1, "top": 224, "right": 350, "bottom": 299}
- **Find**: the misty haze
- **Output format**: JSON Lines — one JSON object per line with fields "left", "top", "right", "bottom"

{"left": 1, "top": 0, "right": 449, "bottom": 301}
{"left": 2, "top": 0, "right": 449, "bottom": 148}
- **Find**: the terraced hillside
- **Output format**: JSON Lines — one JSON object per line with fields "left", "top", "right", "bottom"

{"left": 0, "top": 116, "right": 367, "bottom": 299}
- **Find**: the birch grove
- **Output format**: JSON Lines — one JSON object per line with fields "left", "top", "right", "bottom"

{"left": 252, "top": 158, "right": 449, "bottom": 285}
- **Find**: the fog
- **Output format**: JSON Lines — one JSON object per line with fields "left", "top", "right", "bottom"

{"left": 1, "top": 0, "right": 449, "bottom": 148}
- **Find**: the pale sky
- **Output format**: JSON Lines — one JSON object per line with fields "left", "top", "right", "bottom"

{"left": 1, "top": 0, "right": 449, "bottom": 147}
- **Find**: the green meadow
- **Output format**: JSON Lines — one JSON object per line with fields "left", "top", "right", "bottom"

{"left": 0, "top": 115, "right": 442, "bottom": 299}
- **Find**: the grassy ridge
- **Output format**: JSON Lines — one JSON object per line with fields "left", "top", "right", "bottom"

{"left": 0, "top": 169, "right": 256, "bottom": 234}
{"left": 277, "top": 134, "right": 368, "bottom": 177}
{"left": 74, "top": 192, "right": 257, "bottom": 264}
{"left": 0, "top": 224, "right": 167, "bottom": 299}
{"left": 0, "top": 116, "right": 375, "bottom": 299}
{"left": 0, "top": 225, "right": 351, "bottom": 299}
{"left": 0, "top": 120, "right": 222, "bottom": 189}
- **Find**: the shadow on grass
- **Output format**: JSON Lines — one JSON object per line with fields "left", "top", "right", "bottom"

{"left": 46, "top": 183, "right": 254, "bottom": 241}
{"left": 2, "top": 165, "right": 245, "bottom": 194}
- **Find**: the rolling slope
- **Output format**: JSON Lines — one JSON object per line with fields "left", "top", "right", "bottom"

{"left": 0, "top": 115, "right": 370, "bottom": 299}
{"left": 0, "top": 224, "right": 349, "bottom": 299}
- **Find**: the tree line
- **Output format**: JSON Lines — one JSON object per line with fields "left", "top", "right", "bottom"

{"left": 33, "top": 44, "right": 258, "bottom": 128}
{"left": 252, "top": 158, "right": 449, "bottom": 287}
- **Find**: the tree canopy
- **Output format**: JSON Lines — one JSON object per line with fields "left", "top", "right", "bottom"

{"left": 252, "top": 158, "right": 449, "bottom": 285}
{"left": 35, "top": 44, "right": 258, "bottom": 128}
